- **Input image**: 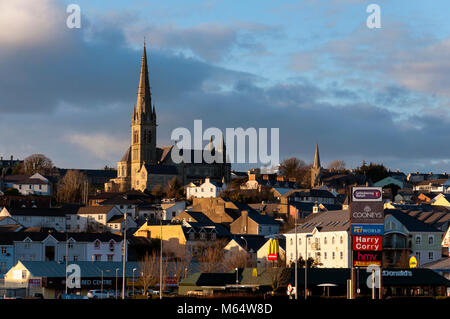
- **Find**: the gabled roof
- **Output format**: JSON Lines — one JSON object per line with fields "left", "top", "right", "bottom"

{"left": 143, "top": 164, "right": 178, "bottom": 175}
{"left": 230, "top": 234, "right": 267, "bottom": 252}
{"left": 120, "top": 146, "right": 131, "bottom": 162}
{"left": 5, "top": 207, "right": 69, "bottom": 217}
{"left": 242, "top": 211, "right": 279, "bottom": 226}
{"left": 386, "top": 210, "right": 442, "bottom": 233}
{"left": 285, "top": 210, "right": 350, "bottom": 234}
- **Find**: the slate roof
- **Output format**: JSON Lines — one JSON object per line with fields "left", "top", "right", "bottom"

{"left": 230, "top": 234, "right": 267, "bottom": 252}
{"left": 17, "top": 261, "right": 139, "bottom": 278}
{"left": 5, "top": 207, "right": 69, "bottom": 217}
{"left": 143, "top": 164, "right": 178, "bottom": 175}
{"left": 244, "top": 210, "right": 279, "bottom": 226}
{"left": 0, "top": 231, "right": 122, "bottom": 242}
{"left": 120, "top": 146, "right": 131, "bottom": 162}
{"left": 77, "top": 206, "right": 116, "bottom": 215}
{"left": 386, "top": 210, "right": 442, "bottom": 233}
{"left": 285, "top": 210, "right": 350, "bottom": 234}
{"left": 3, "top": 175, "right": 48, "bottom": 185}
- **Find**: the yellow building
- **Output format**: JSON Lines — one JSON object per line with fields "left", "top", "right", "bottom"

{"left": 431, "top": 194, "right": 450, "bottom": 207}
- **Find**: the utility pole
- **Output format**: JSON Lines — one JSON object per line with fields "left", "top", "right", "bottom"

{"left": 65, "top": 232, "right": 68, "bottom": 296}
{"left": 159, "top": 216, "right": 163, "bottom": 299}
{"left": 122, "top": 212, "right": 127, "bottom": 299}
{"left": 294, "top": 210, "right": 298, "bottom": 300}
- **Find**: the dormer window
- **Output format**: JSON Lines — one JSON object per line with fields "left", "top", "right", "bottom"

{"left": 109, "top": 240, "right": 115, "bottom": 252}
{"left": 94, "top": 240, "right": 101, "bottom": 249}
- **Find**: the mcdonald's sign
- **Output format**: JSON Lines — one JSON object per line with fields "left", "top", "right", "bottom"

{"left": 267, "top": 238, "right": 279, "bottom": 261}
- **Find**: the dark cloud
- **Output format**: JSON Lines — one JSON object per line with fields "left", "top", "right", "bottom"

{"left": 0, "top": 2, "right": 449, "bottom": 174}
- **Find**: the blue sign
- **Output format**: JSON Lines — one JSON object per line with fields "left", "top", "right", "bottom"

{"left": 351, "top": 224, "right": 384, "bottom": 235}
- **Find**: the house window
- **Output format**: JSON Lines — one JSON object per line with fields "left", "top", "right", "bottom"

{"left": 415, "top": 236, "right": 421, "bottom": 245}
{"left": 428, "top": 236, "right": 434, "bottom": 245}
{"left": 332, "top": 252, "right": 335, "bottom": 260}
{"left": 94, "top": 254, "right": 102, "bottom": 261}
{"left": 324, "top": 252, "right": 327, "bottom": 260}
{"left": 68, "top": 241, "right": 74, "bottom": 249}
{"left": 340, "top": 236, "right": 343, "bottom": 244}
{"left": 340, "top": 252, "right": 343, "bottom": 260}
{"left": 210, "top": 233, "right": 217, "bottom": 240}
{"left": 428, "top": 252, "right": 433, "bottom": 260}
{"left": 324, "top": 237, "right": 327, "bottom": 245}
{"left": 94, "top": 240, "right": 101, "bottom": 249}
{"left": 73, "top": 256, "right": 78, "bottom": 261}
{"left": 109, "top": 241, "right": 115, "bottom": 251}
{"left": 98, "top": 215, "right": 103, "bottom": 220}
{"left": 332, "top": 237, "right": 335, "bottom": 245}
{"left": 200, "top": 232, "right": 206, "bottom": 240}
{"left": 290, "top": 238, "right": 293, "bottom": 245}
{"left": 1, "top": 247, "right": 6, "bottom": 255}
{"left": 107, "top": 254, "right": 114, "bottom": 261}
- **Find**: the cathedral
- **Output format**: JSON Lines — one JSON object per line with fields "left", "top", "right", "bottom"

{"left": 105, "top": 45, "right": 231, "bottom": 192}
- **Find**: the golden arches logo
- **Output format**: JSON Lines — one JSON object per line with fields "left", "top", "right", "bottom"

{"left": 267, "top": 238, "right": 279, "bottom": 261}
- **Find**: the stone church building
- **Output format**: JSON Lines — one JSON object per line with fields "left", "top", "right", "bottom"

{"left": 105, "top": 45, "right": 231, "bottom": 192}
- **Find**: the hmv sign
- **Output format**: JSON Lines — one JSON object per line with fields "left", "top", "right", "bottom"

{"left": 352, "top": 187, "right": 382, "bottom": 202}
{"left": 352, "top": 251, "right": 382, "bottom": 267}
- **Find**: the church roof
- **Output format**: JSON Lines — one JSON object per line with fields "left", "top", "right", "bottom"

{"left": 120, "top": 146, "right": 132, "bottom": 162}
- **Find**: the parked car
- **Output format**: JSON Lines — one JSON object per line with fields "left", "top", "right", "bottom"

{"left": 32, "top": 293, "right": 44, "bottom": 299}
{"left": 87, "top": 290, "right": 114, "bottom": 299}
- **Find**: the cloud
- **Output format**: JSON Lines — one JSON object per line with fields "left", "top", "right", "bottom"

{"left": 64, "top": 133, "right": 129, "bottom": 161}
{"left": 0, "top": 0, "right": 449, "bottom": 174}
{"left": 0, "top": 0, "right": 66, "bottom": 51}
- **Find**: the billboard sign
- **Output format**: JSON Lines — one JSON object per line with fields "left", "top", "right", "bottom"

{"left": 351, "top": 224, "right": 384, "bottom": 236}
{"left": 352, "top": 187, "right": 382, "bottom": 202}
{"left": 350, "top": 201, "right": 384, "bottom": 224}
{"left": 352, "top": 235, "right": 382, "bottom": 251}
{"left": 352, "top": 250, "right": 382, "bottom": 267}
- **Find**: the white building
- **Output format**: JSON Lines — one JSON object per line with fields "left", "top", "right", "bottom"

{"left": 0, "top": 207, "right": 67, "bottom": 232}
{"left": 284, "top": 210, "right": 351, "bottom": 268}
{"left": 2, "top": 173, "right": 51, "bottom": 196}
{"left": 186, "top": 178, "right": 224, "bottom": 199}
{"left": 71, "top": 206, "right": 136, "bottom": 233}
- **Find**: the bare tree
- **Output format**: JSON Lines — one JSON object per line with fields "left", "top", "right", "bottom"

{"left": 196, "top": 240, "right": 227, "bottom": 273}
{"left": 265, "top": 257, "right": 289, "bottom": 294}
{"left": 139, "top": 252, "right": 159, "bottom": 296}
{"left": 327, "top": 160, "right": 346, "bottom": 171}
{"left": 56, "top": 170, "right": 88, "bottom": 204}
{"left": 170, "top": 253, "right": 192, "bottom": 285}
{"left": 223, "top": 250, "right": 252, "bottom": 271}
{"left": 165, "top": 177, "right": 183, "bottom": 199}
{"left": 151, "top": 184, "right": 164, "bottom": 198}
{"left": 279, "top": 157, "right": 306, "bottom": 179}
{"left": 23, "top": 154, "right": 54, "bottom": 175}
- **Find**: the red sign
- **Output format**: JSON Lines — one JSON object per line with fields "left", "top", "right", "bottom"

{"left": 352, "top": 250, "right": 382, "bottom": 267}
{"left": 268, "top": 253, "right": 277, "bottom": 261}
{"left": 352, "top": 236, "right": 383, "bottom": 251}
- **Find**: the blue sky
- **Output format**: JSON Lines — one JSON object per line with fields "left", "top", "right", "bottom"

{"left": 1, "top": 0, "right": 450, "bottom": 173}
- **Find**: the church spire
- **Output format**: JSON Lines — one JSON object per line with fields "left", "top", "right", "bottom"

{"left": 136, "top": 43, "right": 152, "bottom": 118}
{"left": 313, "top": 143, "right": 321, "bottom": 168}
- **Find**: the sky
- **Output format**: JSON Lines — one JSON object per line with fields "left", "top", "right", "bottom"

{"left": 0, "top": 0, "right": 450, "bottom": 173}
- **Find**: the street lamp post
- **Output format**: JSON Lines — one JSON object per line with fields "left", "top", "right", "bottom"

{"left": 115, "top": 268, "right": 119, "bottom": 299}
{"left": 132, "top": 268, "right": 137, "bottom": 297}
{"left": 159, "top": 216, "right": 163, "bottom": 300}
{"left": 305, "top": 234, "right": 312, "bottom": 300}
{"left": 294, "top": 210, "right": 298, "bottom": 300}
{"left": 122, "top": 212, "right": 127, "bottom": 299}
{"left": 100, "top": 270, "right": 104, "bottom": 300}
